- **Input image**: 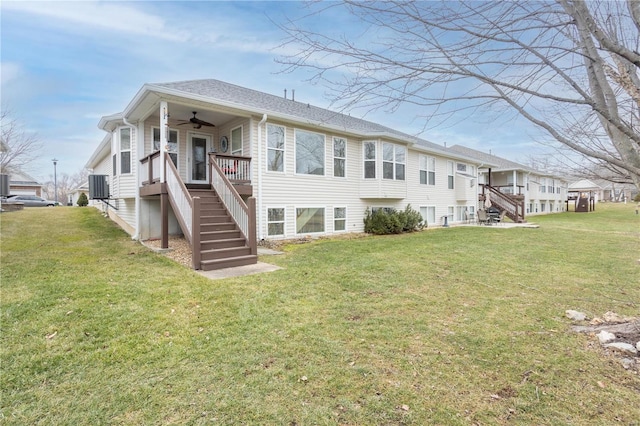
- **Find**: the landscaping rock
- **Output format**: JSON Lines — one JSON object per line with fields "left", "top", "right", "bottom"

{"left": 604, "top": 342, "right": 638, "bottom": 356}
{"left": 566, "top": 310, "right": 587, "bottom": 321}
{"left": 597, "top": 330, "right": 616, "bottom": 344}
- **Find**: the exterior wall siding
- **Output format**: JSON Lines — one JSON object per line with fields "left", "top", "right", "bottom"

{"left": 256, "top": 121, "right": 476, "bottom": 239}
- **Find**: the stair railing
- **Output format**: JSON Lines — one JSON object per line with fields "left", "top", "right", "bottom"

{"left": 209, "top": 153, "right": 257, "bottom": 256}
{"left": 164, "top": 153, "right": 194, "bottom": 243}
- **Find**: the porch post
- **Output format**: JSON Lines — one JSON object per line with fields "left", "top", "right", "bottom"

{"left": 159, "top": 101, "right": 168, "bottom": 184}
{"left": 161, "top": 192, "right": 169, "bottom": 249}
{"left": 512, "top": 170, "right": 517, "bottom": 194}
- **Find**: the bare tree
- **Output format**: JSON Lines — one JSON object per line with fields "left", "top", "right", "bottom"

{"left": 42, "top": 169, "right": 88, "bottom": 205}
{"left": 0, "top": 111, "right": 42, "bottom": 174}
{"left": 277, "top": 0, "right": 640, "bottom": 190}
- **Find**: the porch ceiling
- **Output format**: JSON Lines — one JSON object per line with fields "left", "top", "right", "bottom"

{"left": 127, "top": 91, "right": 244, "bottom": 127}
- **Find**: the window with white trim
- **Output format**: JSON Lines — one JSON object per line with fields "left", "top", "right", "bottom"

{"left": 363, "top": 141, "right": 376, "bottom": 179}
{"left": 267, "top": 208, "right": 285, "bottom": 236}
{"left": 420, "top": 206, "right": 436, "bottom": 226}
{"left": 296, "top": 208, "right": 325, "bottom": 234}
{"left": 420, "top": 155, "right": 436, "bottom": 185}
{"left": 296, "top": 129, "right": 325, "bottom": 175}
{"left": 382, "top": 143, "right": 405, "bottom": 180}
{"left": 267, "top": 124, "right": 285, "bottom": 172}
{"left": 333, "top": 137, "right": 346, "bottom": 178}
{"left": 153, "top": 127, "right": 178, "bottom": 166}
{"left": 231, "top": 126, "right": 242, "bottom": 155}
{"left": 447, "top": 161, "right": 455, "bottom": 189}
{"left": 334, "top": 207, "right": 346, "bottom": 231}
{"left": 457, "top": 163, "right": 467, "bottom": 172}
{"left": 540, "top": 178, "right": 546, "bottom": 193}
{"left": 120, "top": 127, "right": 131, "bottom": 174}
{"left": 447, "top": 206, "right": 454, "bottom": 223}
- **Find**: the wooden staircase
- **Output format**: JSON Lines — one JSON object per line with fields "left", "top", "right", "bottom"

{"left": 189, "top": 189, "right": 258, "bottom": 271}
{"left": 481, "top": 185, "right": 526, "bottom": 223}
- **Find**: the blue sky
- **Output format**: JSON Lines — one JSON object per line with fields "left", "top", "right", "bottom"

{"left": 1, "top": 0, "right": 545, "bottom": 183}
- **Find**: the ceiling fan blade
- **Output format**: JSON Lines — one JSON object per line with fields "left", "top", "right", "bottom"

{"left": 193, "top": 117, "right": 215, "bottom": 127}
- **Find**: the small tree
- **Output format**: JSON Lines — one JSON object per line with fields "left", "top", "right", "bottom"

{"left": 77, "top": 192, "right": 88, "bottom": 207}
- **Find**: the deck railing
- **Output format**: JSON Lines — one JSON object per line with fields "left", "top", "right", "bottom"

{"left": 140, "top": 151, "right": 162, "bottom": 185}
{"left": 209, "top": 153, "right": 257, "bottom": 256}
{"left": 212, "top": 154, "right": 252, "bottom": 183}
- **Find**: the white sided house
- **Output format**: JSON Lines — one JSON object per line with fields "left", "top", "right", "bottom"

{"left": 449, "top": 145, "right": 569, "bottom": 220}
{"left": 86, "top": 79, "right": 486, "bottom": 270}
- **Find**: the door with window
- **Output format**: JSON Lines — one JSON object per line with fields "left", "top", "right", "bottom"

{"left": 188, "top": 133, "right": 210, "bottom": 183}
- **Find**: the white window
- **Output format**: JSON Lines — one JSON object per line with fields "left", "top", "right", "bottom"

{"left": 120, "top": 127, "right": 131, "bottom": 174}
{"left": 153, "top": 127, "right": 178, "bottom": 166}
{"left": 420, "top": 155, "right": 436, "bottom": 185}
{"left": 231, "top": 126, "right": 242, "bottom": 155}
{"left": 296, "top": 208, "right": 325, "bottom": 234}
{"left": 447, "top": 206, "right": 454, "bottom": 223}
{"left": 540, "top": 178, "right": 546, "bottom": 193}
{"left": 447, "top": 161, "right": 455, "bottom": 189}
{"left": 333, "top": 137, "right": 346, "bottom": 178}
{"left": 296, "top": 129, "right": 325, "bottom": 175}
{"left": 420, "top": 206, "right": 436, "bottom": 226}
{"left": 363, "top": 141, "right": 376, "bottom": 179}
{"left": 334, "top": 207, "right": 346, "bottom": 231}
{"left": 267, "top": 124, "right": 285, "bottom": 172}
{"left": 267, "top": 208, "right": 285, "bottom": 236}
{"left": 456, "top": 163, "right": 467, "bottom": 173}
{"left": 382, "top": 143, "right": 405, "bottom": 180}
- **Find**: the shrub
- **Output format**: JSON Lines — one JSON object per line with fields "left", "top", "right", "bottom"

{"left": 364, "top": 205, "right": 424, "bottom": 235}
{"left": 77, "top": 192, "right": 89, "bottom": 207}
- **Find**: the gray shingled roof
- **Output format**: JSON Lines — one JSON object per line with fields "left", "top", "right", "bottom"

{"left": 448, "top": 145, "right": 537, "bottom": 173}
{"left": 152, "top": 79, "right": 451, "bottom": 154}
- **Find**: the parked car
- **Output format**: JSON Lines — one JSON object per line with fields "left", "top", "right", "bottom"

{"left": 1, "top": 195, "right": 57, "bottom": 207}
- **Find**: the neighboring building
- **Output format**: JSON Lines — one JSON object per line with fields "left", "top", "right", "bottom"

{"left": 5, "top": 170, "right": 43, "bottom": 197}
{"left": 85, "top": 79, "right": 490, "bottom": 270}
{"left": 449, "top": 145, "right": 569, "bottom": 219}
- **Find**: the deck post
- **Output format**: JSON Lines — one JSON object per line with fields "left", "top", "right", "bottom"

{"left": 192, "top": 197, "right": 201, "bottom": 270}
{"left": 161, "top": 192, "right": 168, "bottom": 249}
{"left": 248, "top": 197, "right": 257, "bottom": 256}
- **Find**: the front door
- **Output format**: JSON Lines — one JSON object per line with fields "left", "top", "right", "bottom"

{"left": 188, "top": 133, "right": 210, "bottom": 183}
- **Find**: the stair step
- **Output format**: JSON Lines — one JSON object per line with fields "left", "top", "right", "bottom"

{"left": 200, "top": 215, "right": 233, "bottom": 224}
{"left": 200, "top": 254, "right": 258, "bottom": 271}
{"left": 201, "top": 237, "right": 246, "bottom": 250}
{"left": 200, "top": 246, "right": 252, "bottom": 261}
{"left": 200, "top": 229, "right": 242, "bottom": 240}
{"left": 200, "top": 222, "right": 237, "bottom": 232}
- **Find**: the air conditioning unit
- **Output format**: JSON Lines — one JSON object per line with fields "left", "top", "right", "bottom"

{"left": 88, "top": 175, "right": 109, "bottom": 200}
{"left": 0, "top": 174, "right": 9, "bottom": 197}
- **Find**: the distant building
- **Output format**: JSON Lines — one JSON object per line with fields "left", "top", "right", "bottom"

{"left": 6, "top": 170, "right": 43, "bottom": 197}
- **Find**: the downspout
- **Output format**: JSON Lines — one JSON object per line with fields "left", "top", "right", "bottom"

{"left": 257, "top": 114, "right": 268, "bottom": 241}
{"left": 122, "top": 115, "right": 141, "bottom": 240}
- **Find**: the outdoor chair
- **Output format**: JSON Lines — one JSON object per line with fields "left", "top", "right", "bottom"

{"left": 477, "top": 209, "right": 489, "bottom": 225}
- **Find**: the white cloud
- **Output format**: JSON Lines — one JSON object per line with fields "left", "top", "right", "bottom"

{"left": 2, "top": 1, "right": 189, "bottom": 42}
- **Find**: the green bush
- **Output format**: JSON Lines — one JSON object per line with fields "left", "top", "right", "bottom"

{"left": 77, "top": 192, "right": 89, "bottom": 207}
{"left": 364, "top": 205, "right": 424, "bottom": 235}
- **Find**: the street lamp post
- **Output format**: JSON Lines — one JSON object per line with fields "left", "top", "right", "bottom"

{"left": 52, "top": 158, "right": 58, "bottom": 204}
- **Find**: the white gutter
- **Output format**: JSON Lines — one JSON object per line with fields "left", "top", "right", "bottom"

{"left": 257, "top": 113, "right": 267, "bottom": 241}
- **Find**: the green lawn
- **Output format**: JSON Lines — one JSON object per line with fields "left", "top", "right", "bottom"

{"left": 1, "top": 204, "right": 639, "bottom": 425}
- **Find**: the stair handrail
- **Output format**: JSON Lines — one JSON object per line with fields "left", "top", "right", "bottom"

{"left": 209, "top": 153, "right": 257, "bottom": 256}
{"left": 164, "top": 153, "right": 194, "bottom": 243}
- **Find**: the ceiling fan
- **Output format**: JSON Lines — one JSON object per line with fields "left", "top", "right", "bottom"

{"left": 177, "top": 111, "right": 215, "bottom": 129}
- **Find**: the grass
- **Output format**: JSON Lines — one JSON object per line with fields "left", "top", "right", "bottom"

{"left": 1, "top": 204, "right": 639, "bottom": 425}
